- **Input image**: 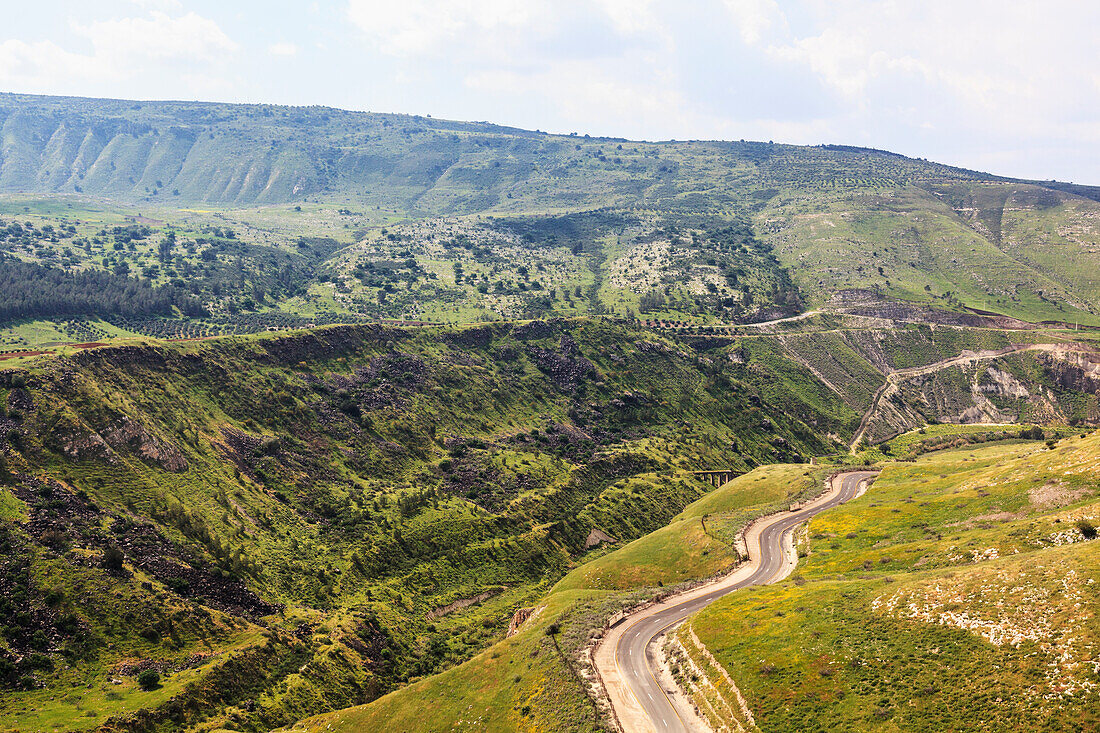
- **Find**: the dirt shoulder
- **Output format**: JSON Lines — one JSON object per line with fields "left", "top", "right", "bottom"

{"left": 592, "top": 471, "right": 869, "bottom": 733}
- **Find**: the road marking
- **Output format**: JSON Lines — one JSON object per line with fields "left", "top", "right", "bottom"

{"left": 610, "top": 471, "right": 877, "bottom": 733}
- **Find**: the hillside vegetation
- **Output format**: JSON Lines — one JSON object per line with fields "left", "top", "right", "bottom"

{"left": 2, "top": 93, "right": 1100, "bottom": 337}
{"left": 1, "top": 92, "right": 1099, "bottom": 732}
{"left": 680, "top": 433, "right": 1100, "bottom": 731}
{"left": 0, "top": 318, "right": 859, "bottom": 731}
{"left": 290, "top": 431, "right": 1100, "bottom": 732}
{"left": 282, "top": 464, "right": 833, "bottom": 733}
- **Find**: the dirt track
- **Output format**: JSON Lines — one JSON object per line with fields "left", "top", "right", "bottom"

{"left": 849, "top": 343, "right": 1100, "bottom": 450}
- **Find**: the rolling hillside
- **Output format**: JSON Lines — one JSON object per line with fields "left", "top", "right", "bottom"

{"left": 0, "top": 318, "right": 851, "bottom": 731}
{"left": 0, "top": 93, "right": 1000, "bottom": 211}
{"left": 1, "top": 92, "right": 1099, "bottom": 732}
{"left": 680, "top": 433, "right": 1100, "bottom": 731}
{"left": 2, "top": 93, "right": 1100, "bottom": 331}
{"left": 0, "top": 318, "right": 1097, "bottom": 731}
{"left": 287, "top": 433, "right": 1100, "bottom": 732}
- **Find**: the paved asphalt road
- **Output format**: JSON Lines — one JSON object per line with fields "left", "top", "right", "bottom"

{"left": 614, "top": 471, "right": 877, "bottom": 732}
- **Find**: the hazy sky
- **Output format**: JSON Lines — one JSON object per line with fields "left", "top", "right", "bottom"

{"left": 2, "top": 0, "right": 1098, "bottom": 183}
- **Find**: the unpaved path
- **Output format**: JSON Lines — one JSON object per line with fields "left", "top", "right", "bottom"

{"left": 848, "top": 343, "right": 1098, "bottom": 450}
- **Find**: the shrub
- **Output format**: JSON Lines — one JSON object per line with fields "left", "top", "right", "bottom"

{"left": 1077, "top": 519, "right": 1097, "bottom": 540}
{"left": 1019, "top": 425, "right": 1045, "bottom": 440}
{"left": 101, "top": 545, "right": 125, "bottom": 572}
{"left": 137, "top": 669, "right": 160, "bottom": 691}
{"left": 41, "top": 530, "right": 70, "bottom": 551}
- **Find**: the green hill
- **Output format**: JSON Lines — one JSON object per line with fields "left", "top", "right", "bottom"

{"left": 0, "top": 318, "right": 852, "bottom": 731}
{"left": 0, "top": 93, "right": 1001, "bottom": 211}
{"left": 286, "top": 432, "right": 1100, "bottom": 733}
{"left": 679, "top": 433, "right": 1100, "bottom": 731}
{"left": 0, "top": 317, "right": 1096, "bottom": 730}
{"left": 2, "top": 93, "right": 1100, "bottom": 330}
{"left": 1, "top": 92, "right": 1099, "bottom": 731}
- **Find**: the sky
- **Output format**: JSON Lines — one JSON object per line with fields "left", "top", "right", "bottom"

{"left": 1, "top": 0, "right": 1098, "bottom": 184}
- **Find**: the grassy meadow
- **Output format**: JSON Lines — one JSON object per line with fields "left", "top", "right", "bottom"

{"left": 684, "top": 432, "right": 1100, "bottom": 731}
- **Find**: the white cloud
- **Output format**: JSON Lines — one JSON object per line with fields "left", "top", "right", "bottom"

{"left": 0, "top": 9, "right": 238, "bottom": 98}
{"left": 268, "top": 42, "right": 299, "bottom": 57}
{"left": 764, "top": 1, "right": 1095, "bottom": 123}
{"left": 723, "top": 0, "right": 784, "bottom": 44}
{"left": 346, "top": 0, "right": 540, "bottom": 56}
{"left": 594, "top": 0, "right": 659, "bottom": 36}
{"left": 73, "top": 11, "right": 238, "bottom": 63}
{"left": 127, "top": 0, "right": 183, "bottom": 10}
{"left": 0, "top": 39, "right": 94, "bottom": 90}
{"left": 464, "top": 61, "right": 691, "bottom": 138}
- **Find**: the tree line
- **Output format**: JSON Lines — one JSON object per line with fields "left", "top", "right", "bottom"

{"left": 0, "top": 258, "right": 204, "bottom": 324}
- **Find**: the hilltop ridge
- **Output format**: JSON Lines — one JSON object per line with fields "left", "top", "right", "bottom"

{"left": 0, "top": 92, "right": 1008, "bottom": 210}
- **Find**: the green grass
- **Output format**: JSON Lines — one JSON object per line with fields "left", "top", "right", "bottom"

{"left": 685, "top": 431, "right": 1100, "bottom": 730}
{"left": 284, "top": 462, "right": 835, "bottom": 732}
{"left": 554, "top": 464, "right": 825, "bottom": 593}
{"left": 760, "top": 185, "right": 1100, "bottom": 325}
{"left": 0, "top": 318, "right": 852, "bottom": 731}
{"left": 281, "top": 589, "right": 606, "bottom": 733}
{"left": 883, "top": 422, "right": 1086, "bottom": 457}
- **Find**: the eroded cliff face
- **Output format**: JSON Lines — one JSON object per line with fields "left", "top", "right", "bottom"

{"left": 759, "top": 325, "right": 1100, "bottom": 447}
{"left": 859, "top": 347, "right": 1100, "bottom": 444}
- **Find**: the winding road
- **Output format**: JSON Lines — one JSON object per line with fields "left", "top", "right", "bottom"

{"left": 596, "top": 470, "right": 878, "bottom": 733}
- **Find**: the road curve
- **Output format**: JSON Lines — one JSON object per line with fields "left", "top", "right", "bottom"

{"left": 603, "top": 470, "right": 877, "bottom": 733}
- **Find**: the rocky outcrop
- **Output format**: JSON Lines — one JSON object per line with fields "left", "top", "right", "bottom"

{"left": 101, "top": 416, "right": 189, "bottom": 472}
{"left": 426, "top": 587, "right": 505, "bottom": 620}
{"left": 1039, "top": 348, "right": 1100, "bottom": 396}
{"left": 507, "top": 605, "right": 542, "bottom": 637}
{"left": 584, "top": 528, "right": 617, "bottom": 549}
{"left": 443, "top": 323, "right": 510, "bottom": 349}
{"left": 258, "top": 324, "right": 398, "bottom": 364}
{"left": 6, "top": 386, "right": 34, "bottom": 415}
{"left": 856, "top": 345, "right": 1100, "bottom": 445}
{"left": 9, "top": 475, "right": 277, "bottom": 618}
{"left": 527, "top": 334, "right": 598, "bottom": 393}
{"left": 49, "top": 411, "right": 188, "bottom": 472}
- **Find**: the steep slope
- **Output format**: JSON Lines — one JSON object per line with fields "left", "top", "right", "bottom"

{"left": 282, "top": 464, "right": 835, "bottom": 733}
{"left": 0, "top": 319, "right": 852, "bottom": 731}
{"left": 1, "top": 317, "right": 1097, "bottom": 729}
{"left": 289, "top": 432, "right": 1100, "bottom": 733}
